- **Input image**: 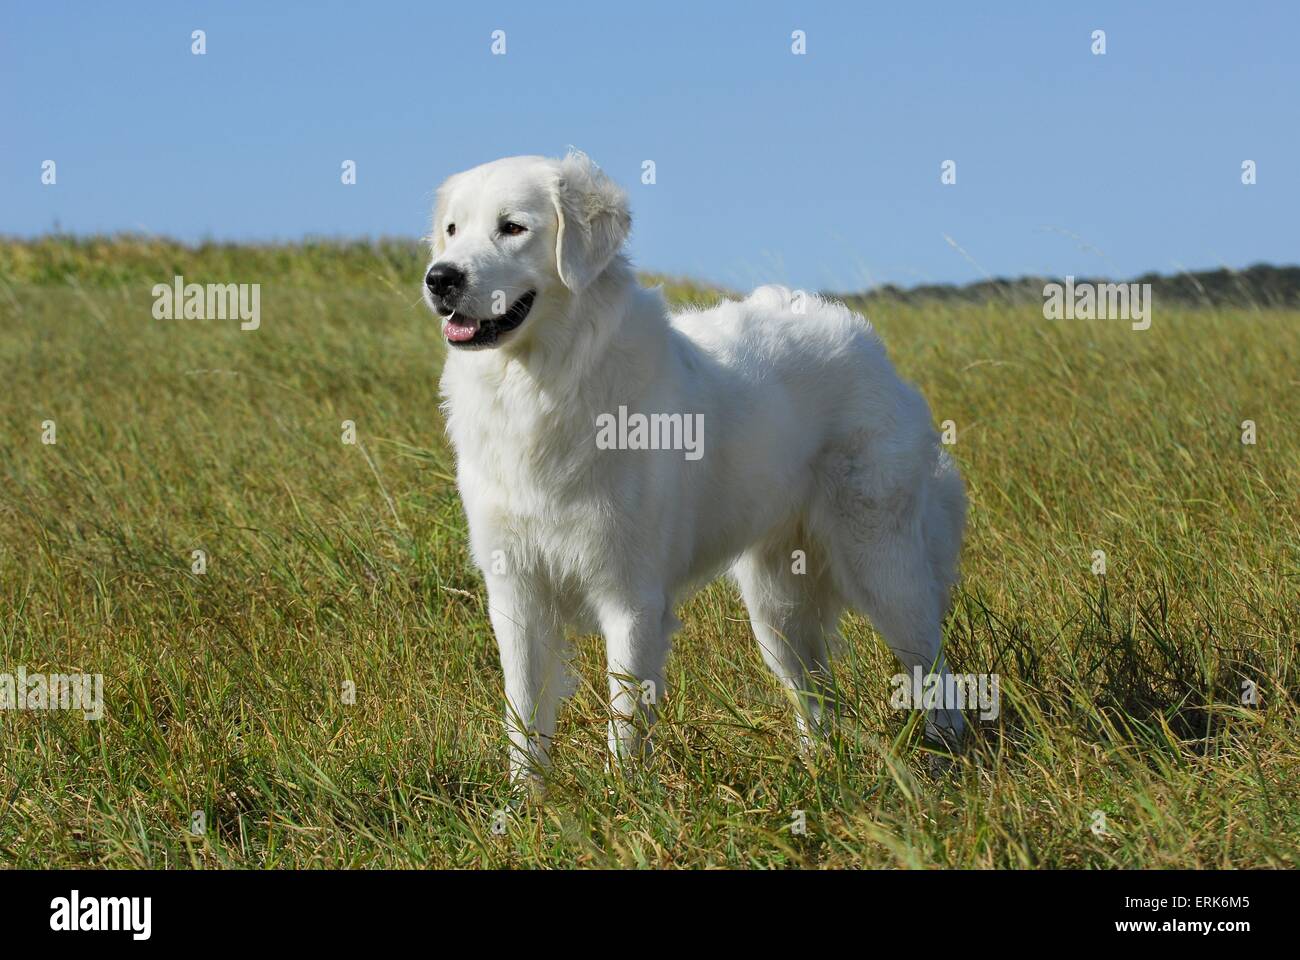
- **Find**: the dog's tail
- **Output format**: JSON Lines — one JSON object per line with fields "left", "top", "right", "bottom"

{"left": 924, "top": 448, "right": 967, "bottom": 616}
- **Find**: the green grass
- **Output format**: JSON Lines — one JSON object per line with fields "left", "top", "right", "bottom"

{"left": 1, "top": 236, "right": 1296, "bottom": 868}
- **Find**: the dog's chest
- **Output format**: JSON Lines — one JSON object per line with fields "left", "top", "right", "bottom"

{"left": 458, "top": 439, "right": 616, "bottom": 589}
{"left": 446, "top": 385, "right": 609, "bottom": 533}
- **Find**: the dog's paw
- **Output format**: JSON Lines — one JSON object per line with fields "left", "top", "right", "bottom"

{"left": 923, "top": 715, "right": 967, "bottom": 754}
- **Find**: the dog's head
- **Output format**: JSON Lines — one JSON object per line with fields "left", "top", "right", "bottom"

{"left": 423, "top": 151, "right": 631, "bottom": 350}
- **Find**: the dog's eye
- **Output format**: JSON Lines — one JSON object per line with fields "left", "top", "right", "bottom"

{"left": 446, "top": 223, "right": 456, "bottom": 237}
{"left": 500, "top": 222, "right": 527, "bottom": 236}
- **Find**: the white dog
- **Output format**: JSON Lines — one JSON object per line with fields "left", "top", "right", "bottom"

{"left": 426, "top": 151, "right": 967, "bottom": 783}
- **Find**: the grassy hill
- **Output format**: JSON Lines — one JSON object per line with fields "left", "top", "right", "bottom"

{"left": 1, "top": 236, "right": 1296, "bottom": 867}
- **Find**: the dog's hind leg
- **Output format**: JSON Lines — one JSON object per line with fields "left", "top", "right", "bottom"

{"left": 733, "top": 531, "right": 843, "bottom": 748}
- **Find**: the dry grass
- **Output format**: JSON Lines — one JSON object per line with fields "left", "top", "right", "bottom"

{"left": 0, "top": 236, "right": 1295, "bottom": 867}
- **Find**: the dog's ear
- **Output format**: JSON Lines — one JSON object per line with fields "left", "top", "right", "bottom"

{"left": 551, "top": 151, "right": 631, "bottom": 291}
{"left": 430, "top": 172, "right": 464, "bottom": 258}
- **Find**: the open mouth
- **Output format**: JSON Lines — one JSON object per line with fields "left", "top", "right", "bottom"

{"left": 442, "top": 291, "right": 536, "bottom": 348}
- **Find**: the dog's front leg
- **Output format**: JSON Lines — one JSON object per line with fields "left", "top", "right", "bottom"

{"left": 486, "top": 575, "right": 564, "bottom": 787}
{"left": 599, "top": 594, "right": 672, "bottom": 765}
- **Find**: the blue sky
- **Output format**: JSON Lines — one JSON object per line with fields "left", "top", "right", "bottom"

{"left": 3, "top": 1, "right": 1296, "bottom": 291}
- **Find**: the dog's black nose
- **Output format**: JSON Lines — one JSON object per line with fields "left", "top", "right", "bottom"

{"left": 425, "top": 263, "right": 466, "bottom": 298}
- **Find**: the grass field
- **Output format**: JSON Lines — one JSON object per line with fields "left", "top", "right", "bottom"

{"left": 1, "top": 236, "right": 1296, "bottom": 868}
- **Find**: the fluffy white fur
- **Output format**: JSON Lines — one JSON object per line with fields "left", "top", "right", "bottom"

{"left": 426, "top": 152, "right": 967, "bottom": 783}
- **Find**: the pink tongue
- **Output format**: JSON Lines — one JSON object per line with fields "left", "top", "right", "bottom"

{"left": 443, "top": 317, "right": 480, "bottom": 342}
